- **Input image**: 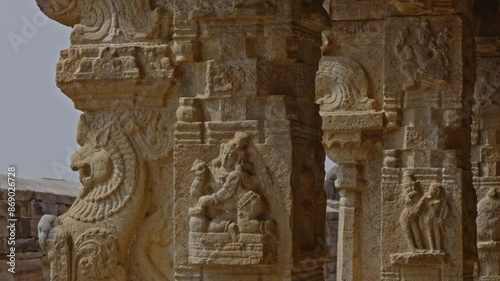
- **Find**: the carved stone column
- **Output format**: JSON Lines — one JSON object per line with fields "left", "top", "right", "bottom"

{"left": 34, "top": 1, "right": 178, "bottom": 280}
{"left": 472, "top": 1, "right": 500, "bottom": 279}
{"left": 171, "top": 1, "right": 330, "bottom": 280}
{"left": 320, "top": 0, "right": 476, "bottom": 280}
{"left": 380, "top": 3, "right": 477, "bottom": 281}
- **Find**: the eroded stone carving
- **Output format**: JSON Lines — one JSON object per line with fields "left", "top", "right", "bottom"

{"left": 395, "top": 19, "right": 451, "bottom": 89}
{"left": 38, "top": 215, "right": 72, "bottom": 281}
{"left": 36, "top": 0, "right": 172, "bottom": 44}
{"left": 391, "top": 0, "right": 456, "bottom": 14}
{"left": 473, "top": 60, "right": 500, "bottom": 114}
{"left": 190, "top": 0, "right": 278, "bottom": 18}
{"left": 399, "top": 175, "right": 450, "bottom": 254}
{"left": 399, "top": 171, "right": 425, "bottom": 251}
{"left": 478, "top": 188, "right": 500, "bottom": 243}
{"left": 316, "top": 57, "right": 377, "bottom": 111}
{"left": 188, "top": 132, "right": 278, "bottom": 265}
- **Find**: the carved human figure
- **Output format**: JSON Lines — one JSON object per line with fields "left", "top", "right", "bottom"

{"left": 399, "top": 171, "right": 425, "bottom": 250}
{"left": 477, "top": 188, "right": 500, "bottom": 243}
{"left": 189, "top": 132, "right": 277, "bottom": 241}
{"left": 421, "top": 182, "right": 449, "bottom": 252}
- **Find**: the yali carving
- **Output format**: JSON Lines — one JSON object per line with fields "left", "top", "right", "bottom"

{"left": 38, "top": 109, "right": 171, "bottom": 281}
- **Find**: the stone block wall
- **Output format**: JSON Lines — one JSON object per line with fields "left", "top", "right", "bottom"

{"left": 0, "top": 176, "right": 79, "bottom": 281}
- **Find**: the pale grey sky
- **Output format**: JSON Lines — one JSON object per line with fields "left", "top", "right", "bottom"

{"left": 0, "top": 2, "right": 334, "bottom": 183}
{"left": 0, "top": 1, "right": 80, "bottom": 182}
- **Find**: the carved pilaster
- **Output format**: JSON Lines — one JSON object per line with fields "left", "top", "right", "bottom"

{"left": 381, "top": 13, "right": 476, "bottom": 281}
{"left": 34, "top": 0, "right": 178, "bottom": 280}
{"left": 171, "top": 1, "right": 330, "bottom": 280}
{"left": 319, "top": 0, "right": 476, "bottom": 280}
{"left": 472, "top": 57, "right": 500, "bottom": 281}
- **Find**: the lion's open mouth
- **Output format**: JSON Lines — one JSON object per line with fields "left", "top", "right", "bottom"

{"left": 79, "top": 164, "right": 92, "bottom": 184}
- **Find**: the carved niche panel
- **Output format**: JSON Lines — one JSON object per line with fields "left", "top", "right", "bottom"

{"left": 316, "top": 56, "right": 377, "bottom": 112}
{"left": 398, "top": 172, "right": 450, "bottom": 253}
{"left": 394, "top": 19, "right": 451, "bottom": 90}
{"left": 187, "top": 132, "right": 278, "bottom": 265}
{"left": 473, "top": 59, "right": 500, "bottom": 115}
{"left": 384, "top": 15, "right": 462, "bottom": 94}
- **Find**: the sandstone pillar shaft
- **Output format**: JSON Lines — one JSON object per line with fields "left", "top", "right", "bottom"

{"left": 471, "top": 1, "right": 500, "bottom": 279}
{"left": 171, "top": 2, "right": 330, "bottom": 280}
{"left": 34, "top": 1, "right": 331, "bottom": 280}
{"left": 319, "top": 0, "right": 476, "bottom": 280}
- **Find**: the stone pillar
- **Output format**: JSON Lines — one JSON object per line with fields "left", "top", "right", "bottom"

{"left": 34, "top": 0, "right": 331, "bottom": 280}
{"left": 33, "top": 1, "right": 179, "bottom": 280}
{"left": 472, "top": 1, "right": 500, "bottom": 279}
{"left": 319, "top": 0, "right": 476, "bottom": 280}
{"left": 170, "top": 1, "right": 330, "bottom": 280}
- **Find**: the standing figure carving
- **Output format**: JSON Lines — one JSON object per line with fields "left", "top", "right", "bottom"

{"left": 399, "top": 171, "right": 425, "bottom": 250}
{"left": 399, "top": 172, "right": 450, "bottom": 253}
{"left": 421, "top": 182, "right": 449, "bottom": 252}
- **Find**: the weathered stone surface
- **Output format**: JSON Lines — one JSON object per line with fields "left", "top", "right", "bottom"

{"left": 473, "top": 56, "right": 500, "bottom": 281}
{"left": 32, "top": 0, "right": 329, "bottom": 280}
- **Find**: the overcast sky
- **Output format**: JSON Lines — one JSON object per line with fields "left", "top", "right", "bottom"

{"left": 0, "top": 2, "right": 335, "bottom": 183}
{"left": 0, "top": 1, "right": 80, "bottom": 182}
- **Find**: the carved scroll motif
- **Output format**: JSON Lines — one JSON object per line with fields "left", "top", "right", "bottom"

{"left": 188, "top": 132, "right": 278, "bottom": 265}
{"left": 36, "top": 0, "right": 172, "bottom": 44}
{"left": 316, "top": 57, "right": 377, "bottom": 112}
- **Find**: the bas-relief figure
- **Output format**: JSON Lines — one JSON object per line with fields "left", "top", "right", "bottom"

{"left": 399, "top": 172, "right": 450, "bottom": 254}
{"left": 188, "top": 132, "right": 278, "bottom": 265}
{"left": 477, "top": 188, "right": 500, "bottom": 244}
{"left": 395, "top": 19, "right": 451, "bottom": 90}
